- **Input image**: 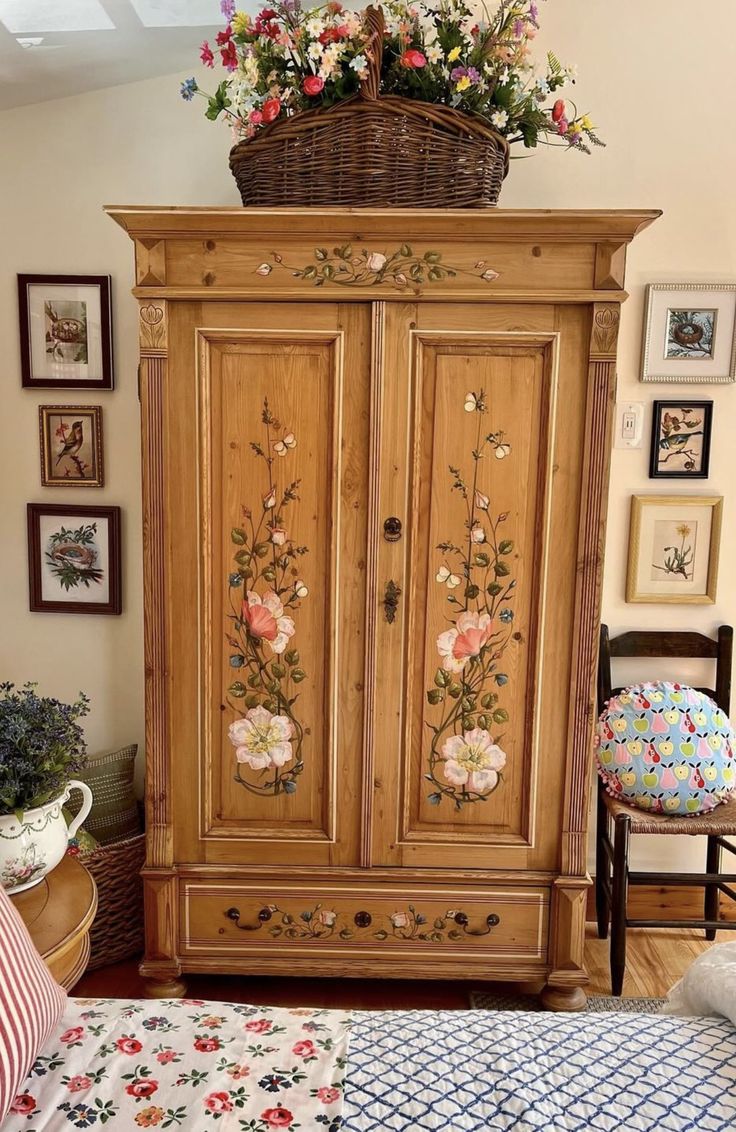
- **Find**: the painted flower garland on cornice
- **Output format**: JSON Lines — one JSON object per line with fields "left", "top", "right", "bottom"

{"left": 255, "top": 244, "right": 500, "bottom": 290}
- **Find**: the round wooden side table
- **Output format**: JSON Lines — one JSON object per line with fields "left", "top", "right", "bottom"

{"left": 10, "top": 855, "right": 97, "bottom": 990}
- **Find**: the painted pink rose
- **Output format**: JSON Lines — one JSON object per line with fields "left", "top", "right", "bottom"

{"left": 441, "top": 728, "right": 506, "bottom": 793}
{"left": 262, "top": 1107, "right": 294, "bottom": 1128}
{"left": 292, "top": 1039, "right": 316, "bottom": 1058}
{"left": 126, "top": 1079, "right": 159, "bottom": 1099}
{"left": 316, "top": 1086, "right": 341, "bottom": 1103}
{"left": 193, "top": 1036, "right": 221, "bottom": 1052}
{"left": 316, "top": 909, "right": 336, "bottom": 926}
{"left": 245, "top": 1018, "right": 273, "bottom": 1034}
{"left": 366, "top": 252, "right": 387, "bottom": 273}
{"left": 390, "top": 911, "right": 408, "bottom": 928}
{"left": 241, "top": 590, "right": 295, "bottom": 654}
{"left": 60, "top": 1027, "right": 85, "bottom": 1045}
{"left": 437, "top": 611, "right": 493, "bottom": 673}
{"left": 9, "top": 1095, "right": 36, "bottom": 1116}
{"left": 204, "top": 1092, "right": 233, "bottom": 1113}
{"left": 228, "top": 706, "right": 294, "bottom": 771}
{"left": 116, "top": 1036, "right": 143, "bottom": 1055}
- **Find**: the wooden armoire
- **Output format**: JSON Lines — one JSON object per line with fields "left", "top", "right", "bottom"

{"left": 109, "top": 206, "right": 658, "bottom": 1009}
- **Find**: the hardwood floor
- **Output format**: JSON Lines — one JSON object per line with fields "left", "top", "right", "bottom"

{"left": 74, "top": 925, "right": 730, "bottom": 1007}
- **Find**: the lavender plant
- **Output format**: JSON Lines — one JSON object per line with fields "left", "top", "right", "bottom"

{"left": 0, "top": 683, "right": 89, "bottom": 818}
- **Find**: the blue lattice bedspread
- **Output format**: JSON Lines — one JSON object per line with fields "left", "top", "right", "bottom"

{"left": 343, "top": 1008, "right": 736, "bottom": 1131}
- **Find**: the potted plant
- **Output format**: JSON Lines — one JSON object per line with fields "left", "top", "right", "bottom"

{"left": 181, "top": 0, "right": 601, "bottom": 207}
{"left": 0, "top": 683, "right": 92, "bottom": 893}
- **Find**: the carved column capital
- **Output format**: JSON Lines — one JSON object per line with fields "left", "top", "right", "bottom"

{"left": 590, "top": 303, "right": 621, "bottom": 359}
{"left": 139, "top": 300, "right": 168, "bottom": 355}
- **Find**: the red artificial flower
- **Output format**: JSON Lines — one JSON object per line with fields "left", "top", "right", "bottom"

{"left": 258, "top": 6, "right": 278, "bottom": 17}
{"left": 117, "top": 1036, "right": 143, "bottom": 1055}
{"left": 205, "top": 1092, "right": 234, "bottom": 1113}
{"left": 327, "top": 0, "right": 344, "bottom": 11}
{"left": 557, "top": 117, "right": 569, "bottom": 135}
{"left": 261, "top": 98, "right": 281, "bottom": 124}
{"left": 552, "top": 98, "right": 566, "bottom": 122}
{"left": 400, "top": 49, "right": 427, "bottom": 68}
{"left": 220, "top": 39, "right": 238, "bottom": 69}
{"left": 200, "top": 40, "right": 214, "bottom": 67}
{"left": 10, "top": 1095, "right": 36, "bottom": 1116}
{"left": 261, "top": 1108, "right": 294, "bottom": 1128}
{"left": 303, "top": 74, "right": 325, "bottom": 96}
{"left": 319, "top": 26, "right": 344, "bottom": 44}
{"left": 215, "top": 25, "right": 232, "bottom": 45}
{"left": 194, "top": 1036, "right": 221, "bottom": 1052}
{"left": 249, "top": 109, "right": 263, "bottom": 124}
{"left": 125, "top": 1080, "right": 159, "bottom": 1099}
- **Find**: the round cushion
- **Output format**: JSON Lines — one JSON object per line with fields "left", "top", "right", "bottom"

{"left": 595, "top": 682, "right": 736, "bottom": 815}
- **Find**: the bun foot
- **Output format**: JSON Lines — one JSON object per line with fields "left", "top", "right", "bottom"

{"left": 540, "top": 984, "right": 587, "bottom": 1012}
{"left": 143, "top": 976, "right": 187, "bottom": 999}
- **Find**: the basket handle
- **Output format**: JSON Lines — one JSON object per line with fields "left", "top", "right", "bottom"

{"left": 360, "top": 4, "right": 384, "bottom": 101}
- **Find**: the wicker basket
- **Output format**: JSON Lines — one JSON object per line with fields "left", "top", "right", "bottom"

{"left": 229, "top": 7, "right": 509, "bottom": 209}
{"left": 81, "top": 832, "right": 145, "bottom": 970}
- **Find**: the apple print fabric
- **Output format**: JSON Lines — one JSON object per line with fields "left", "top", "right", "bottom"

{"left": 596, "top": 682, "right": 736, "bottom": 815}
{"left": 4, "top": 998, "right": 350, "bottom": 1130}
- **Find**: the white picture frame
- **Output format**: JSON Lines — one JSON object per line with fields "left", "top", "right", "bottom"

{"left": 641, "top": 283, "right": 736, "bottom": 384}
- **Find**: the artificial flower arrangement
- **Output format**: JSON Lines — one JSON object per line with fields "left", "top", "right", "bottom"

{"left": 182, "top": 0, "right": 601, "bottom": 154}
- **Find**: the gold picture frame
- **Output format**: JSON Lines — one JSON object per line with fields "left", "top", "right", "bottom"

{"left": 39, "top": 405, "right": 104, "bottom": 487}
{"left": 626, "top": 495, "right": 723, "bottom": 604}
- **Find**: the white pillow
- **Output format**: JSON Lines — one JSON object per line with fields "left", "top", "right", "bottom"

{"left": 660, "top": 940, "right": 736, "bottom": 1023}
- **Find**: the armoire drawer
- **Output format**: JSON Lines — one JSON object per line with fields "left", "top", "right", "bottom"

{"left": 180, "top": 882, "right": 549, "bottom": 962}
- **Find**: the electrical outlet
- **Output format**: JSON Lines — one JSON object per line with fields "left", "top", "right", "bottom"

{"left": 614, "top": 402, "right": 644, "bottom": 449}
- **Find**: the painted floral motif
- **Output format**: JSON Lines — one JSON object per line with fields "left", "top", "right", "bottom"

{"left": 226, "top": 399, "right": 308, "bottom": 798}
{"left": 425, "top": 388, "right": 516, "bottom": 810}
{"left": 256, "top": 245, "right": 500, "bottom": 290}
{"left": 0, "top": 842, "right": 47, "bottom": 891}
{"left": 6, "top": 999, "right": 351, "bottom": 1131}
{"left": 227, "top": 903, "right": 497, "bottom": 945}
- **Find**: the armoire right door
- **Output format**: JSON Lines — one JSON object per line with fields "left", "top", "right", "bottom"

{"left": 369, "top": 300, "right": 592, "bottom": 873}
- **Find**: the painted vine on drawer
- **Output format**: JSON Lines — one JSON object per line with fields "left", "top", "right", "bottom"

{"left": 224, "top": 903, "right": 501, "bottom": 942}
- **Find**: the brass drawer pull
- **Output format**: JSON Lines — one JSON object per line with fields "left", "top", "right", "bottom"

{"left": 225, "top": 906, "right": 271, "bottom": 931}
{"left": 383, "top": 516, "right": 402, "bottom": 542}
{"left": 452, "top": 911, "right": 500, "bottom": 936}
{"left": 382, "top": 579, "right": 402, "bottom": 623}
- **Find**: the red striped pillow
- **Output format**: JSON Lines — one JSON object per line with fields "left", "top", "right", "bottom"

{"left": 0, "top": 883, "right": 66, "bottom": 1122}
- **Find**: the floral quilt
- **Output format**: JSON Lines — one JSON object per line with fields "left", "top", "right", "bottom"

{"left": 3, "top": 999, "right": 350, "bottom": 1131}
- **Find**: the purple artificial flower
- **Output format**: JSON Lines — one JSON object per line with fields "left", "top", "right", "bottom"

{"left": 513, "top": 17, "right": 524, "bottom": 37}
{"left": 221, "top": 0, "right": 236, "bottom": 18}
{"left": 466, "top": 66, "right": 481, "bottom": 83}
{"left": 450, "top": 66, "right": 465, "bottom": 81}
{"left": 529, "top": 3, "right": 539, "bottom": 22}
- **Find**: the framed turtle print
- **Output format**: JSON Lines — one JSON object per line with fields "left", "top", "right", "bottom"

{"left": 18, "top": 274, "right": 113, "bottom": 390}
{"left": 641, "top": 283, "right": 736, "bottom": 384}
{"left": 27, "top": 503, "right": 121, "bottom": 614}
{"left": 649, "top": 400, "right": 713, "bottom": 479}
{"left": 39, "top": 405, "right": 104, "bottom": 487}
{"left": 626, "top": 495, "right": 722, "bottom": 604}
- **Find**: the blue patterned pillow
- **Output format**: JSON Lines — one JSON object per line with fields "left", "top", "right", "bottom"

{"left": 596, "top": 682, "right": 736, "bottom": 815}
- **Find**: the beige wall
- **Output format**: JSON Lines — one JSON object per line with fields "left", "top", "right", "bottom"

{"left": 1, "top": 0, "right": 734, "bottom": 866}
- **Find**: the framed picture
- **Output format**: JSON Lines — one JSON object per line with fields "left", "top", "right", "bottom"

{"left": 18, "top": 274, "right": 113, "bottom": 390}
{"left": 39, "top": 406, "right": 104, "bottom": 487}
{"left": 649, "top": 400, "right": 713, "bottom": 479}
{"left": 626, "top": 495, "right": 722, "bottom": 604}
{"left": 27, "top": 504, "right": 121, "bottom": 615}
{"left": 641, "top": 283, "right": 736, "bottom": 384}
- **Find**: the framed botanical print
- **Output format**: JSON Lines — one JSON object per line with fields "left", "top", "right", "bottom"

{"left": 18, "top": 274, "right": 113, "bottom": 390}
{"left": 641, "top": 283, "right": 736, "bottom": 384}
{"left": 649, "top": 400, "right": 712, "bottom": 479}
{"left": 27, "top": 504, "right": 121, "bottom": 615}
{"left": 39, "top": 406, "right": 104, "bottom": 487}
{"left": 626, "top": 495, "right": 722, "bottom": 604}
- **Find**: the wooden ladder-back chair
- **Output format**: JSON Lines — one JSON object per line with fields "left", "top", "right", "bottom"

{"left": 596, "top": 624, "right": 736, "bottom": 995}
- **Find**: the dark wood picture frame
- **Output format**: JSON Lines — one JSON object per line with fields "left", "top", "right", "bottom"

{"left": 18, "top": 274, "right": 114, "bottom": 390}
{"left": 649, "top": 399, "right": 713, "bottom": 479}
{"left": 39, "top": 405, "right": 104, "bottom": 488}
{"left": 27, "top": 503, "right": 122, "bottom": 615}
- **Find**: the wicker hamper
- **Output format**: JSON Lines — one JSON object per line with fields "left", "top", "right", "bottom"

{"left": 81, "top": 832, "right": 145, "bottom": 970}
{"left": 229, "top": 6, "right": 509, "bottom": 209}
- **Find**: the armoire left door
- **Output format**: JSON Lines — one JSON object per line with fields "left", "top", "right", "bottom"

{"left": 166, "top": 301, "right": 372, "bottom": 868}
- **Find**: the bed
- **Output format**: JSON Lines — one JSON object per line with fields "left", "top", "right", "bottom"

{"left": 4, "top": 996, "right": 736, "bottom": 1130}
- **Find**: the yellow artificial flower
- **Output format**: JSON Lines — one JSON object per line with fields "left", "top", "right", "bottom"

{"left": 232, "top": 11, "right": 251, "bottom": 35}
{"left": 455, "top": 75, "right": 471, "bottom": 92}
{"left": 447, "top": 45, "right": 462, "bottom": 62}
{"left": 580, "top": 114, "right": 594, "bottom": 131}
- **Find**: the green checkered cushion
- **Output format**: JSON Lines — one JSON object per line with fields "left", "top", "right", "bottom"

{"left": 66, "top": 744, "right": 142, "bottom": 845}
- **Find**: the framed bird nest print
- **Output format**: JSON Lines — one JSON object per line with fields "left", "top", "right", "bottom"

{"left": 649, "top": 400, "right": 713, "bottom": 479}
{"left": 18, "top": 274, "right": 113, "bottom": 390}
{"left": 641, "top": 283, "right": 736, "bottom": 384}
{"left": 39, "top": 406, "right": 104, "bottom": 487}
{"left": 626, "top": 495, "right": 722, "bottom": 604}
{"left": 27, "top": 503, "right": 121, "bottom": 614}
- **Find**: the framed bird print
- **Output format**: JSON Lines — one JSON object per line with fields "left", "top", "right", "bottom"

{"left": 27, "top": 503, "right": 121, "bottom": 615}
{"left": 39, "top": 406, "right": 104, "bottom": 487}
{"left": 626, "top": 495, "right": 723, "bottom": 604}
{"left": 649, "top": 400, "right": 713, "bottom": 479}
{"left": 641, "top": 283, "right": 736, "bottom": 384}
{"left": 18, "top": 274, "right": 113, "bottom": 390}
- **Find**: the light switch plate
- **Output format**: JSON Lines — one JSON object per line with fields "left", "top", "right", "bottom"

{"left": 614, "top": 401, "right": 645, "bottom": 449}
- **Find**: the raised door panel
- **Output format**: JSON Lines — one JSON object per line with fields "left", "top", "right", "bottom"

{"left": 370, "top": 302, "right": 590, "bottom": 871}
{"left": 168, "top": 303, "right": 371, "bottom": 866}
